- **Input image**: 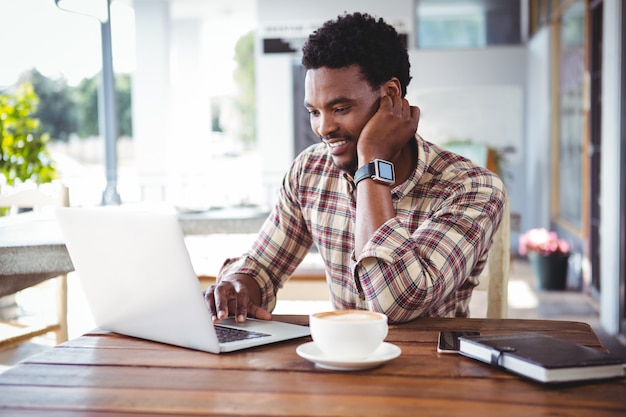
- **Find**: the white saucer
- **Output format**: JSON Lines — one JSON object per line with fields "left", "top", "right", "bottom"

{"left": 296, "top": 342, "right": 401, "bottom": 371}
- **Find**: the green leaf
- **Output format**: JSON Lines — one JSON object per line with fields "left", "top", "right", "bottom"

{"left": 0, "top": 82, "right": 58, "bottom": 187}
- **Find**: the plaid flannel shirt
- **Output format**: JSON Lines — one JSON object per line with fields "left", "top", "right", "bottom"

{"left": 218, "top": 137, "right": 506, "bottom": 322}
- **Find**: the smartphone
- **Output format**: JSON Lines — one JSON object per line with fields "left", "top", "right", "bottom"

{"left": 437, "top": 331, "right": 480, "bottom": 354}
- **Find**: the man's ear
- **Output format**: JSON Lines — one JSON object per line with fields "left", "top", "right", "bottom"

{"left": 382, "top": 77, "right": 402, "bottom": 97}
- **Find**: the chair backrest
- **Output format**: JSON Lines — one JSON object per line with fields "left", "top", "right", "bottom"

{"left": 475, "top": 198, "right": 510, "bottom": 318}
{"left": 0, "top": 184, "right": 69, "bottom": 214}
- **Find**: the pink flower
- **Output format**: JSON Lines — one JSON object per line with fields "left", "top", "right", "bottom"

{"left": 518, "top": 228, "right": 570, "bottom": 256}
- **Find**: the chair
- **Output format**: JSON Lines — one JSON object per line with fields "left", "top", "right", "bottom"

{"left": 440, "top": 143, "right": 510, "bottom": 318}
{"left": 476, "top": 197, "right": 511, "bottom": 318}
{"left": 0, "top": 185, "right": 70, "bottom": 349}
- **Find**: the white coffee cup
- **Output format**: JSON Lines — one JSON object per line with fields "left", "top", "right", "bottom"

{"left": 309, "top": 310, "right": 388, "bottom": 359}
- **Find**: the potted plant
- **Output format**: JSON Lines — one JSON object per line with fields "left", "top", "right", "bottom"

{"left": 518, "top": 228, "right": 571, "bottom": 290}
{"left": 0, "top": 83, "right": 58, "bottom": 215}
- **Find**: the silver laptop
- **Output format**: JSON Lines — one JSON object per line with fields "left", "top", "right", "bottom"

{"left": 55, "top": 206, "right": 310, "bottom": 353}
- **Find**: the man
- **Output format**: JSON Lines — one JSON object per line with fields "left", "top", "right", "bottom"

{"left": 205, "top": 12, "right": 506, "bottom": 323}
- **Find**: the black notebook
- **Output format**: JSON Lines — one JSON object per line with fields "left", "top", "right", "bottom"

{"left": 458, "top": 332, "right": 626, "bottom": 384}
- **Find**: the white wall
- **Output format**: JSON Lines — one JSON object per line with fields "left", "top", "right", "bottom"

{"left": 407, "top": 47, "right": 527, "bottom": 246}
{"left": 132, "top": 0, "right": 171, "bottom": 200}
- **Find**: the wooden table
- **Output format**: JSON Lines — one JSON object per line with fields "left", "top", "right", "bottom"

{"left": 0, "top": 317, "right": 624, "bottom": 416}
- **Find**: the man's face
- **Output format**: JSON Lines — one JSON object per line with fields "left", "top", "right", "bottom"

{"left": 304, "top": 65, "right": 381, "bottom": 173}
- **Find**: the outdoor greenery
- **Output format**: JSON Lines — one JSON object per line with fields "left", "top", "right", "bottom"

{"left": 73, "top": 72, "right": 133, "bottom": 139}
{"left": 16, "top": 68, "right": 133, "bottom": 141}
{"left": 0, "top": 83, "right": 58, "bottom": 188}
{"left": 233, "top": 31, "right": 256, "bottom": 147}
{"left": 1, "top": 70, "right": 132, "bottom": 214}
{"left": 24, "top": 70, "right": 78, "bottom": 142}
{"left": 1, "top": 40, "right": 253, "bottom": 200}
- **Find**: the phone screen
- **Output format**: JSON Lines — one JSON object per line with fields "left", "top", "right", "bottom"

{"left": 437, "top": 331, "right": 480, "bottom": 353}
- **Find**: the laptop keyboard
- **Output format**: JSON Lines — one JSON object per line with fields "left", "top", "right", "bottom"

{"left": 214, "top": 325, "right": 271, "bottom": 344}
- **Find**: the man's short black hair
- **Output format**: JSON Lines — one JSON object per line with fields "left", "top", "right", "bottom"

{"left": 301, "top": 12, "right": 411, "bottom": 97}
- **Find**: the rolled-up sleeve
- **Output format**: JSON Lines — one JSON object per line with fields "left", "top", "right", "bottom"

{"left": 352, "top": 180, "right": 506, "bottom": 323}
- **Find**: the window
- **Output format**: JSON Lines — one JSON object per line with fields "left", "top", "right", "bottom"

{"left": 416, "top": 0, "right": 521, "bottom": 49}
{"left": 555, "top": 0, "right": 586, "bottom": 231}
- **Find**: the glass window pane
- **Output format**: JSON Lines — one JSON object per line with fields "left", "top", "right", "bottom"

{"left": 557, "top": 0, "right": 586, "bottom": 229}
{"left": 416, "top": 0, "right": 521, "bottom": 49}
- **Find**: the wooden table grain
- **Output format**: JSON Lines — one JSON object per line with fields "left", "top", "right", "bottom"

{"left": 0, "top": 316, "right": 624, "bottom": 416}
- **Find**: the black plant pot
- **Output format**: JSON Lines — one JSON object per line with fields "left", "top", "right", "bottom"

{"left": 528, "top": 252, "right": 569, "bottom": 290}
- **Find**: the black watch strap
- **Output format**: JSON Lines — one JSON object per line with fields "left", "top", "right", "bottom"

{"left": 354, "top": 162, "right": 377, "bottom": 186}
{"left": 354, "top": 159, "right": 395, "bottom": 186}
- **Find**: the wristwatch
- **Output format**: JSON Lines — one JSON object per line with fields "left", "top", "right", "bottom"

{"left": 354, "top": 159, "right": 395, "bottom": 186}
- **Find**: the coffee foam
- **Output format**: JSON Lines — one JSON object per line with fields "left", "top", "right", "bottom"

{"left": 315, "top": 310, "right": 381, "bottom": 321}
{"left": 326, "top": 313, "right": 377, "bottom": 321}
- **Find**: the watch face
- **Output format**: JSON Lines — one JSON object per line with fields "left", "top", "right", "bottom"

{"left": 376, "top": 160, "right": 395, "bottom": 182}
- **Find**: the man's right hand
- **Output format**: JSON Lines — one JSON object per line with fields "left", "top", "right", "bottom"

{"left": 357, "top": 94, "right": 420, "bottom": 164}
{"left": 204, "top": 274, "right": 272, "bottom": 323}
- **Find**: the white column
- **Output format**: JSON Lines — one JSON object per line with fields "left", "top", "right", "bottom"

{"left": 600, "top": 0, "right": 623, "bottom": 335}
{"left": 168, "top": 18, "right": 212, "bottom": 206}
{"left": 132, "top": 0, "right": 170, "bottom": 201}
